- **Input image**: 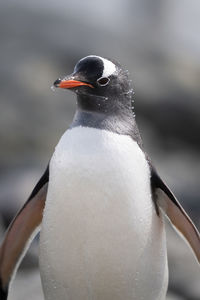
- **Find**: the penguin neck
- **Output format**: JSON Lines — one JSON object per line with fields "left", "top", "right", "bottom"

{"left": 71, "top": 93, "right": 137, "bottom": 137}
{"left": 76, "top": 92, "right": 134, "bottom": 115}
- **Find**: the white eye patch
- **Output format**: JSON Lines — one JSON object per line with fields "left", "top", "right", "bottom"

{"left": 100, "top": 57, "right": 116, "bottom": 77}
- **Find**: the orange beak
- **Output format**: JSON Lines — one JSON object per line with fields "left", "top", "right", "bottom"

{"left": 54, "top": 78, "right": 93, "bottom": 89}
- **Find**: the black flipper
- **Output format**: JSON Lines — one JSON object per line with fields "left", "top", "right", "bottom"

{"left": 0, "top": 165, "right": 49, "bottom": 299}
{"left": 150, "top": 166, "right": 200, "bottom": 263}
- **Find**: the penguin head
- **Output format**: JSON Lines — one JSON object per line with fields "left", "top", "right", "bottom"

{"left": 54, "top": 55, "right": 134, "bottom": 113}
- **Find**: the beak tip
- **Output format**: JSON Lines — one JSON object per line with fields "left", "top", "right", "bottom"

{"left": 53, "top": 78, "right": 61, "bottom": 88}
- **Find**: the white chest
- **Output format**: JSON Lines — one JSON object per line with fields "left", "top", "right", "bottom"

{"left": 40, "top": 127, "right": 168, "bottom": 300}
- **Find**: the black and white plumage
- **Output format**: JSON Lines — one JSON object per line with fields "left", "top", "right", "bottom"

{"left": 0, "top": 55, "right": 199, "bottom": 300}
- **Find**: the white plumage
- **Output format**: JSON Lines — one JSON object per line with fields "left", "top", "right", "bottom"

{"left": 39, "top": 126, "right": 168, "bottom": 300}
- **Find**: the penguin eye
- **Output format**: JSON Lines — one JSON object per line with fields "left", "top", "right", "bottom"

{"left": 97, "top": 77, "right": 110, "bottom": 86}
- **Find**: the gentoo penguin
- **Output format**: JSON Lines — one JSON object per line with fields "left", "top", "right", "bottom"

{"left": 0, "top": 55, "right": 199, "bottom": 300}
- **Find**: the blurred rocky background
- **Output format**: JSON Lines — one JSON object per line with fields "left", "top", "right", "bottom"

{"left": 0, "top": 0, "right": 200, "bottom": 299}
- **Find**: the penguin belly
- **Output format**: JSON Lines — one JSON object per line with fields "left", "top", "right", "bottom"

{"left": 39, "top": 127, "right": 168, "bottom": 300}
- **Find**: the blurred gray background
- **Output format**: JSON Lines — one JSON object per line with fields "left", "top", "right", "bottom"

{"left": 0, "top": 0, "right": 200, "bottom": 299}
